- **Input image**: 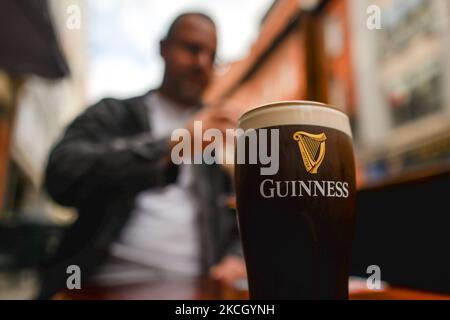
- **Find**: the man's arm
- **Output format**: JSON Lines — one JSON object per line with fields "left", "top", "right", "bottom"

{"left": 209, "top": 169, "right": 246, "bottom": 285}
{"left": 45, "top": 99, "right": 177, "bottom": 208}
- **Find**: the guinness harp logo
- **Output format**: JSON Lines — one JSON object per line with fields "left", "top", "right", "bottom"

{"left": 293, "top": 131, "right": 327, "bottom": 174}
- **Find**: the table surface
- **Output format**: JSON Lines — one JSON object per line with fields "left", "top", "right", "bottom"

{"left": 56, "top": 277, "right": 450, "bottom": 300}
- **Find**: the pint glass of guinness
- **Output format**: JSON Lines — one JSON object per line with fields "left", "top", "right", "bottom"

{"left": 234, "top": 101, "right": 356, "bottom": 300}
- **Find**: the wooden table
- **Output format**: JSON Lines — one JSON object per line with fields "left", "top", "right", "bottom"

{"left": 55, "top": 277, "right": 450, "bottom": 300}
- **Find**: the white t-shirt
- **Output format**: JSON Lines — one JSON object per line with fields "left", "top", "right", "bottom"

{"left": 94, "top": 92, "right": 201, "bottom": 285}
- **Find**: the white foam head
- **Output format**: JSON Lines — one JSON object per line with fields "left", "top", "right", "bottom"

{"left": 238, "top": 101, "right": 352, "bottom": 137}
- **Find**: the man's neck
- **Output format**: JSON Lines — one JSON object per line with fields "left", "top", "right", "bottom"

{"left": 157, "top": 86, "right": 198, "bottom": 109}
{"left": 155, "top": 89, "right": 198, "bottom": 113}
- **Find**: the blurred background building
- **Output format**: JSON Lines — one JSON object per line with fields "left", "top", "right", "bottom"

{"left": 0, "top": 0, "right": 450, "bottom": 298}
{"left": 205, "top": 0, "right": 450, "bottom": 185}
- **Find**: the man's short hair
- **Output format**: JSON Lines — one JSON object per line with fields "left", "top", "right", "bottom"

{"left": 164, "top": 12, "right": 216, "bottom": 42}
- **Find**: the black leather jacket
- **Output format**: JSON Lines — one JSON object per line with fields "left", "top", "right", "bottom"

{"left": 37, "top": 92, "right": 241, "bottom": 299}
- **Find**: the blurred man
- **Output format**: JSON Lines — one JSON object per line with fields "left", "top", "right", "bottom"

{"left": 38, "top": 12, "right": 245, "bottom": 299}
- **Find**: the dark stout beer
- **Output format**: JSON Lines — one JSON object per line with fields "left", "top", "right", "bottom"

{"left": 235, "top": 101, "right": 356, "bottom": 300}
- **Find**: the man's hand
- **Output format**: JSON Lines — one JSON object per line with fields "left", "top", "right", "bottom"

{"left": 187, "top": 100, "right": 241, "bottom": 136}
{"left": 209, "top": 255, "right": 247, "bottom": 286}
{"left": 168, "top": 100, "right": 241, "bottom": 173}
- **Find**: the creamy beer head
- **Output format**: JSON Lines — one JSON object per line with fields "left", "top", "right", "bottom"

{"left": 238, "top": 101, "right": 352, "bottom": 137}
{"left": 234, "top": 100, "right": 356, "bottom": 300}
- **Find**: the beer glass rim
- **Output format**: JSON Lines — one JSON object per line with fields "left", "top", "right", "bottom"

{"left": 238, "top": 100, "right": 352, "bottom": 137}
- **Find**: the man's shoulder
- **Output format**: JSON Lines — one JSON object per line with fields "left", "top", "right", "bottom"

{"left": 72, "top": 91, "right": 152, "bottom": 125}
{"left": 87, "top": 92, "right": 150, "bottom": 114}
